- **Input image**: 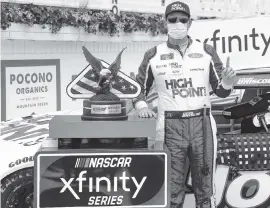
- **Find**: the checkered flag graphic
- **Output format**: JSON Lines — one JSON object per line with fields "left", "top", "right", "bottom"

{"left": 217, "top": 133, "right": 270, "bottom": 171}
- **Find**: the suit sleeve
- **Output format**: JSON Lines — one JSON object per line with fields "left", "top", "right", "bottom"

{"left": 133, "top": 47, "right": 157, "bottom": 110}
{"left": 204, "top": 44, "right": 232, "bottom": 98}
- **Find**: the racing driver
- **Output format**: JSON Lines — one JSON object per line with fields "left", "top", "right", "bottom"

{"left": 133, "top": 1, "right": 236, "bottom": 208}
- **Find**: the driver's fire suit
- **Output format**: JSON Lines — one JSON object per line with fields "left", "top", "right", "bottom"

{"left": 133, "top": 38, "right": 232, "bottom": 208}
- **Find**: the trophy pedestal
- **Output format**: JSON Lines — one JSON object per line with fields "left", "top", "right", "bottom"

{"left": 82, "top": 100, "right": 128, "bottom": 121}
{"left": 34, "top": 115, "right": 170, "bottom": 208}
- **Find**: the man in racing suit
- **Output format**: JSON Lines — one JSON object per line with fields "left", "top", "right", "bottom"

{"left": 133, "top": 1, "right": 235, "bottom": 208}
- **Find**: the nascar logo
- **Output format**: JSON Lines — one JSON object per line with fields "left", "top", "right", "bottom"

{"left": 237, "top": 78, "right": 270, "bottom": 84}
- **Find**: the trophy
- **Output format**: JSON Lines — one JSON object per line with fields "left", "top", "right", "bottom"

{"left": 66, "top": 46, "right": 141, "bottom": 121}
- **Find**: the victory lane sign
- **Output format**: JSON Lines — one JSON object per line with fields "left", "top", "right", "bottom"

{"left": 35, "top": 152, "right": 168, "bottom": 208}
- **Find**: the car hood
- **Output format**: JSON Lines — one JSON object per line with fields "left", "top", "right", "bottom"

{"left": 0, "top": 109, "right": 82, "bottom": 179}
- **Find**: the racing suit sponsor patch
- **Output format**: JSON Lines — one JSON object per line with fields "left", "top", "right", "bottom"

{"left": 156, "top": 64, "right": 167, "bottom": 68}
{"left": 190, "top": 68, "right": 204, "bottom": 71}
{"left": 160, "top": 53, "right": 174, "bottom": 60}
{"left": 169, "top": 62, "right": 182, "bottom": 69}
{"left": 165, "top": 78, "right": 207, "bottom": 98}
{"left": 188, "top": 53, "right": 204, "bottom": 58}
{"left": 157, "top": 72, "right": 166, "bottom": 76}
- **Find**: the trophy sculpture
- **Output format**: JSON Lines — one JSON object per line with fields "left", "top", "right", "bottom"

{"left": 66, "top": 46, "right": 141, "bottom": 121}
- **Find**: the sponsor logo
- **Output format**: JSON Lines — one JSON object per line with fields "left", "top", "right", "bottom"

{"left": 190, "top": 68, "right": 204, "bottom": 71}
{"left": 9, "top": 72, "right": 53, "bottom": 95}
{"left": 161, "top": 53, "right": 174, "bottom": 60}
{"left": 222, "top": 111, "right": 232, "bottom": 116}
{"left": 165, "top": 78, "right": 206, "bottom": 98}
{"left": 10, "top": 73, "right": 53, "bottom": 85}
{"left": 92, "top": 107, "right": 106, "bottom": 112}
{"left": 188, "top": 53, "right": 204, "bottom": 58}
{"left": 237, "top": 78, "right": 270, "bottom": 85}
{"left": 0, "top": 115, "right": 51, "bottom": 146}
{"left": 156, "top": 64, "right": 167, "bottom": 69}
{"left": 181, "top": 112, "right": 201, "bottom": 118}
{"left": 182, "top": 112, "right": 195, "bottom": 118}
{"left": 169, "top": 62, "right": 182, "bottom": 69}
{"left": 9, "top": 156, "right": 34, "bottom": 168}
{"left": 171, "top": 3, "right": 185, "bottom": 11}
{"left": 37, "top": 153, "right": 167, "bottom": 207}
{"left": 249, "top": 96, "right": 263, "bottom": 106}
{"left": 157, "top": 72, "right": 166, "bottom": 76}
{"left": 91, "top": 104, "right": 121, "bottom": 114}
{"left": 61, "top": 170, "right": 145, "bottom": 201}
{"left": 184, "top": 166, "right": 270, "bottom": 208}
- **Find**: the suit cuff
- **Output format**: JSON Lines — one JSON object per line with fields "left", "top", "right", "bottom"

{"left": 135, "top": 101, "right": 148, "bottom": 110}
{"left": 221, "top": 80, "right": 233, "bottom": 90}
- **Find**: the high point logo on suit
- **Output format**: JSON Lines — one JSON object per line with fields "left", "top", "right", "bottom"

{"left": 165, "top": 78, "right": 206, "bottom": 98}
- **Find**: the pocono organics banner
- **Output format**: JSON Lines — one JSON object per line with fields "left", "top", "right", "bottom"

{"left": 35, "top": 152, "right": 168, "bottom": 208}
{"left": 189, "top": 16, "right": 270, "bottom": 70}
{"left": 1, "top": 59, "right": 61, "bottom": 121}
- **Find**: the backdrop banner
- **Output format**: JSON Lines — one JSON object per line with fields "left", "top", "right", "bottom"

{"left": 189, "top": 16, "right": 270, "bottom": 70}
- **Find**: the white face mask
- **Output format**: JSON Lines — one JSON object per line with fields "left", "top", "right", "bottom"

{"left": 167, "top": 22, "right": 188, "bottom": 40}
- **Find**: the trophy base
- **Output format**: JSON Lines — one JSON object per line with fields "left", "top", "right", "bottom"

{"left": 82, "top": 100, "right": 128, "bottom": 121}
{"left": 81, "top": 115, "right": 128, "bottom": 121}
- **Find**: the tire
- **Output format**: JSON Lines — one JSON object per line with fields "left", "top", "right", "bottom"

{"left": 1, "top": 168, "right": 34, "bottom": 208}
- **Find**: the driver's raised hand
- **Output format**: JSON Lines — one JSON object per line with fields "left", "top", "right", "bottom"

{"left": 136, "top": 107, "right": 157, "bottom": 118}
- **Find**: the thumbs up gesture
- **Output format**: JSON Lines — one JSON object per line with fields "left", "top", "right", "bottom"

{"left": 221, "top": 57, "right": 236, "bottom": 88}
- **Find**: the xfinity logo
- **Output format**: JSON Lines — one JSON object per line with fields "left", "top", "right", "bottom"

{"left": 60, "top": 170, "right": 147, "bottom": 200}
